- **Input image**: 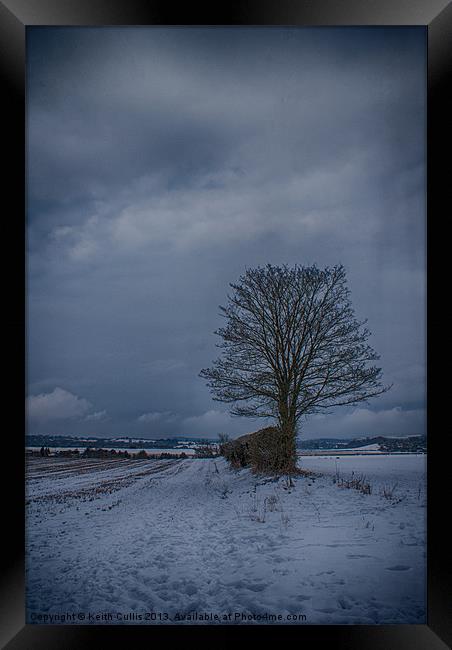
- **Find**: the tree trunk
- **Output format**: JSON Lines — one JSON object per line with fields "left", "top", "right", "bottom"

{"left": 276, "top": 402, "right": 298, "bottom": 475}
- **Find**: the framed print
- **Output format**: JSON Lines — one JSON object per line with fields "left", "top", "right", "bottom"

{"left": 1, "top": 1, "right": 451, "bottom": 648}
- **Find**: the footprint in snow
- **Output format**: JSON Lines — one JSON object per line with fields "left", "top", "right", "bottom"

{"left": 225, "top": 580, "right": 267, "bottom": 592}
{"left": 153, "top": 574, "right": 169, "bottom": 584}
{"left": 385, "top": 565, "right": 411, "bottom": 571}
{"left": 337, "top": 597, "right": 353, "bottom": 610}
{"left": 315, "top": 607, "right": 335, "bottom": 614}
{"left": 272, "top": 568, "right": 289, "bottom": 576}
{"left": 245, "top": 582, "right": 267, "bottom": 592}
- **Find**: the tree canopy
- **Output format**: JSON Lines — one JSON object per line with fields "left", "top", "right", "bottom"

{"left": 200, "top": 264, "right": 390, "bottom": 473}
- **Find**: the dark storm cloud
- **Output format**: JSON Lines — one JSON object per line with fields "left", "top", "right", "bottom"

{"left": 26, "top": 27, "right": 426, "bottom": 438}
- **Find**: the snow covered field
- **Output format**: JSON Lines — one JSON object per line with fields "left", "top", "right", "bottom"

{"left": 26, "top": 454, "right": 426, "bottom": 625}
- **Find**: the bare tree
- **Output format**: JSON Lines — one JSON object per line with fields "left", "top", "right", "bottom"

{"left": 200, "top": 264, "right": 391, "bottom": 474}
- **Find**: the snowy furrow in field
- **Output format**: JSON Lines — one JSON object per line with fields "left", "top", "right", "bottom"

{"left": 26, "top": 455, "right": 426, "bottom": 625}
{"left": 25, "top": 458, "right": 179, "bottom": 501}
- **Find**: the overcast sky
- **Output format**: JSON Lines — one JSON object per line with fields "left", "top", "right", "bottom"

{"left": 26, "top": 27, "right": 426, "bottom": 440}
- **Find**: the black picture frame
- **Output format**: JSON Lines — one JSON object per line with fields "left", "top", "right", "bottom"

{"left": 2, "top": 1, "right": 450, "bottom": 647}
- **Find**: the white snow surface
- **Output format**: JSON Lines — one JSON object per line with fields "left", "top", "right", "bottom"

{"left": 338, "top": 443, "right": 382, "bottom": 451}
{"left": 26, "top": 455, "right": 426, "bottom": 625}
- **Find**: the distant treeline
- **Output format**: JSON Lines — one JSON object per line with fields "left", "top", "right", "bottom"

{"left": 26, "top": 447, "right": 190, "bottom": 460}
{"left": 25, "top": 435, "right": 216, "bottom": 450}
{"left": 298, "top": 435, "right": 426, "bottom": 453}
{"left": 26, "top": 444, "right": 220, "bottom": 460}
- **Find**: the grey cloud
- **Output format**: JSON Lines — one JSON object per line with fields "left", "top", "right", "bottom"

{"left": 137, "top": 411, "right": 174, "bottom": 423}
{"left": 179, "top": 409, "right": 266, "bottom": 438}
{"left": 85, "top": 410, "right": 108, "bottom": 422}
{"left": 26, "top": 388, "right": 92, "bottom": 422}
{"left": 26, "top": 27, "right": 426, "bottom": 439}
{"left": 304, "top": 407, "right": 426, "bottom": 439}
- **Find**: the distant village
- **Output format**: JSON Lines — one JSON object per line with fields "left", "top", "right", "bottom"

{"left": 26, "top": 434, "right": 426, "bottom": 459}
{"left": 27, "top": 446, "right": 206, "bottom": 460}
{"left": 299, "top": 435, "right": 427, "bottom": 453}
